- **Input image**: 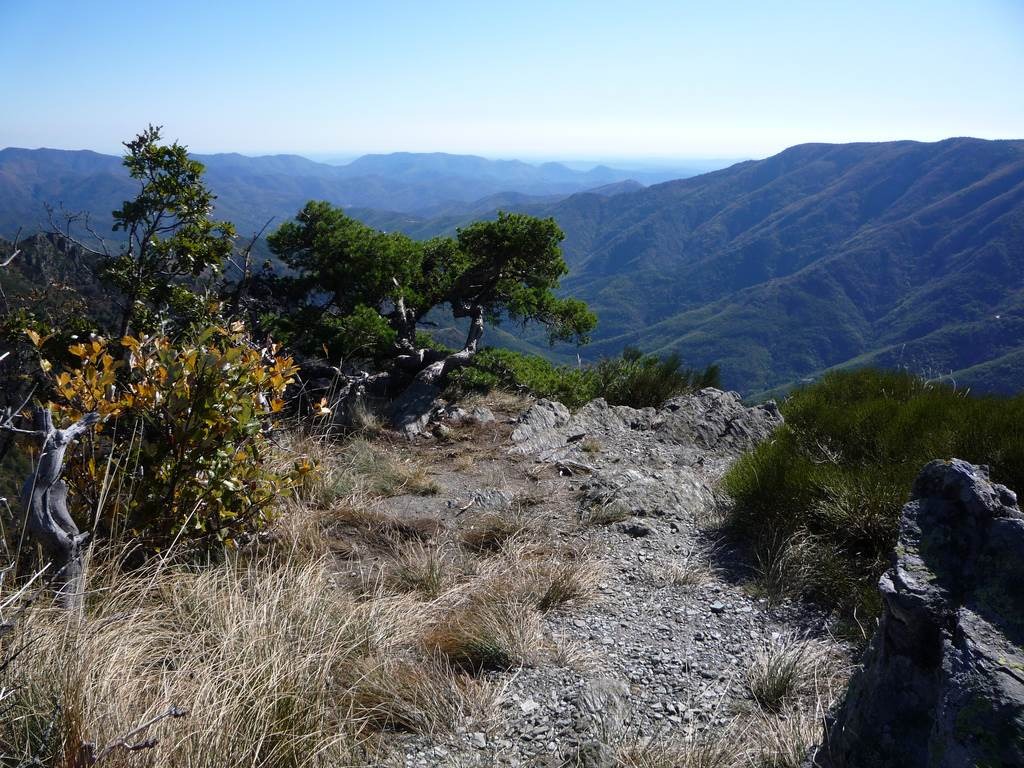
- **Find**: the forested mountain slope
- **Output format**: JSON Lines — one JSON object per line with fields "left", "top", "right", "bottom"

{"left": 557, "top": 138, "right": 1024, "bottom": 394}
{"left": 368, "top": 138, "right": 1024, "bottom": 395}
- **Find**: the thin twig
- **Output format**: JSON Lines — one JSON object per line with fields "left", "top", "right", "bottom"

{"left": 91, "top": 705, "right": 189, "bottom": 763}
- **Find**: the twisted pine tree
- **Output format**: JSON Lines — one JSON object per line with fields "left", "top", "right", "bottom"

{"left": 264, "top": 202, "right": 596, "bottom": 430}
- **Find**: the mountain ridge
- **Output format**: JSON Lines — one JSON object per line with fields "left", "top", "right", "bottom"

{"left": 0, "top": 146, "right": 710, "bottom": 236}
{"left": 2, "top": 138, "right": 1022, "bottom": 396}
{"left": 345, "top": 138, "right": 1024, "bottom": 396}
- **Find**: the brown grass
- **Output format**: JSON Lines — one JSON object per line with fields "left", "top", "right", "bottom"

{"left": 646, "top": 548, "right": 716, "bottom": 589}
{"left": 386, "top": 541, "right": 460, "bottom": 598}
{"left": 0, "top": 553, "right": 512, "bottom": 767}
{"left": 423, "top": 592, "right": 542, "bottom": 672}
{"left": 286, "top": 434, "right": 440, "bottom": 508}
{"left": 459, "top": 510, "right": 533, "bottom": 553}
{"left": 745, "top": 632, "right": 847, "bottom": 715}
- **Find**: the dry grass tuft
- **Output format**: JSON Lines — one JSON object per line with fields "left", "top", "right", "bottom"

{"left": 745, "top": 632, "right": 847, "bottom": 716}
{"left": 475, "top": 540, "right": 602, "bottom": 614}
{"left": 287, "top": 434, "right": 439, "bottom": 508}
{"left": 453, "top": 452, "right": 476, "bottom": 472}
{"left": 751, "top": 532, "right": 819, "bottom": 605}
{"left": 615, "top": 733, "right": 739, "bottom": 768}
{"left": 746, "top": 709, "right": 823, "bottom": 768}
{"left": 386, "top": 541, "right": 460, "bottom": 598}
{"left": 459, "top": 511, "right": 532, "bottom": 553}
{"left": 344, "top": 656, "right": 505, "bottom": 735}
{"left": 458, "top": 388, "right": 531, "bottom": 416}
{"left": 581, "top": 500, "right": 632, "bottom": 526}
{"left": 423, "top": 594, "right": 542, "bottom": 672}
{"left": 647, "top": 550, "right": 715, "bottom": 588}
{"left": 534, "top": 555, "right": 602, "bottom": 612}
{"left": 0, "top": 554, "right": 505, "bottom": 767}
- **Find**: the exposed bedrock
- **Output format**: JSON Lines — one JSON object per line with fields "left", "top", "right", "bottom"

{"left": 816, "top": 459, "right": 1024, "bottom": 768}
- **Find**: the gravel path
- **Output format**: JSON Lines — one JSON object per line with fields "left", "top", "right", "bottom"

{"left": 371, "top": 393, "right": 845, "bottom": 767}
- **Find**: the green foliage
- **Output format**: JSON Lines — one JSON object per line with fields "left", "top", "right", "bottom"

{"left": 591, "top": 347, "right": 721, "bottom": 408}
{"left": 43, "top": 326, "right": 301, "bottom": 556}
{"left": 454, "top": 213, "right": 596, "bottom": 344}
{"left": 103, "top": 125, "right": 235, "bottom": 335}
{"left": 263, "top": 204, "right": 595, "bottom": 361}
{"left": 722, "top": 368, "right": 1024, "bottom": 627}
{"left": 448, "top": 347, "right": 595, "bottom": 408}
{"left": 448, "top": 346, "right": 719, "bottom": 410}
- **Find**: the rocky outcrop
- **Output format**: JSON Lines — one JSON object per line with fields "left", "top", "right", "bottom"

{"left": 512, "top": 390, "right": 782, "bottom": 526}
{"left": 512, "top": 389, "right": 780, "bottom": 461}
{"left": 817, "top": 459, "right": 1024, "bottom": 768}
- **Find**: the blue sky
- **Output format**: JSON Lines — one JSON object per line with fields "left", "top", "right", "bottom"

{"left": 1, "top": 0, "right": 1022, "bottom": 160}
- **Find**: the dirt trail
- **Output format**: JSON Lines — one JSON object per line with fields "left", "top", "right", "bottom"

{"left": 361, "top": 393, "right": 848, "bottom": 766}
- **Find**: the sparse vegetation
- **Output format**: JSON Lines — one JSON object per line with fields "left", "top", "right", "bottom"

{"left": 295, "top": 435, "right": 440, "bottom": 508}
{"left": 647, "top": 550, "right": 715, "bottom": 588}
{"left": 448, "top": 346, "right": 720, "bottom": 410}
{"left": 581, "top": 499, "right": 633, "bottom": 526}
{"left": 745, "top": 633, "right": 840, "bottom": 715}
{"left": 723, "top": 368, "right": 1024, "bottom": 626}
{"left": 423, "top": 594, "right": 542, "bottom": 672}
{"left": 459, "top": 510, "right": 533, "bottom": 552}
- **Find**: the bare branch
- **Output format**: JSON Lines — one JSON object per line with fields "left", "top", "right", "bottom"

{"left": 44, "top": 203, "right": 111, "bottom": 258}
{"left": 20, "top": 407, "right": 102, "bottom": 609}
{"left": 90, "top": 705, "right": 189, "bottom": 764}
{"left": 227, "top": 216, "right": 274, "bottom": 316}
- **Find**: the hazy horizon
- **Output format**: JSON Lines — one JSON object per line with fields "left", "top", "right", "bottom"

{"left": 2, "top": 1, "right": 1022, "bottom": 159}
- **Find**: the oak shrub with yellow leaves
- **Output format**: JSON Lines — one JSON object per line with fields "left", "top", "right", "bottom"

{"left": 40, "top": 324, "right": 302, "bottom": 556}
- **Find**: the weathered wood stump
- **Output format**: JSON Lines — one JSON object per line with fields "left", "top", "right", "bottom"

{"left": 20, "top": 407, "right": 100, "bottom": 610}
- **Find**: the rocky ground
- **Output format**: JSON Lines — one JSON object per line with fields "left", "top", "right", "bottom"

{"left": 350, "top": 391, "right": 851, "bottom": 766}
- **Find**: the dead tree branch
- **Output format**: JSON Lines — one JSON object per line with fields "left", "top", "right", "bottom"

{"left": 15, "top": 408, "right": 101, "bottom": 610}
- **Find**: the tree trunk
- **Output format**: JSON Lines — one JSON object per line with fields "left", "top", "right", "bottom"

{"left": 390, "top": 305, "right": 484, "bottom": 436}
{"left": 20, "top": 408, "right": 100, "bottom": 611}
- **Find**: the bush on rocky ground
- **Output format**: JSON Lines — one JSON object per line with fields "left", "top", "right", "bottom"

{"left": 31, "top": 325, "right": 301, "bottom": 558}
{"left": 722, "top": 368, "right": 1024, "bottom": 628}
{"left": 447, "top": 346, "right": 719, "bottom": 409}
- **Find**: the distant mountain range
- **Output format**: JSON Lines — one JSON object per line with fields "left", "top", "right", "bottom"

{"left": 0, "top": 147, "right": 704, "bottom": 236}
{"left": 356, "top": 138, "right": 1024, "bottom": 397}
{"left": 2, "top": 139, "right": 1022, "bottom": 397}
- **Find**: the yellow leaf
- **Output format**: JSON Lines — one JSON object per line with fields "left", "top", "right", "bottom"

{"left": 40, "top": 358, "right": 52, "bottom": 372}
{"left": 25, "top": 329, "right": 42, "bottom": 347}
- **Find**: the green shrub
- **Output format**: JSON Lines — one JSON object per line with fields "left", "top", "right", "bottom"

{"left": 447, "top": 346, "right": 718, "bottom": 410}
{"left": 722, "top": 369, "right": 1024, "bottom": 629}
{"left": 591, "top": 347, "right": 720, "bottom": 408}
{"left": 447, "top": 347, "right": 595, "bottom": 408}
{"left": 41, "top": 326, "right": 301, "bottom": 556}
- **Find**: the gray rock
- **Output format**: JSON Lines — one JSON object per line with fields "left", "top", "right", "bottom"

{"left": 441, "top": 406, "right": 470, "bottom": 424}
{"left": 816, "top": 459, "right": 1024, "bottom": 768}
{"left": 512, "top": 390, "right": 782, "bottom": 526}
{"left": 472, "top": 488, "right": 514, "bottom": 512}
{"left": 470, "top": 406, "right": 496, "bottom": 423}
{"left": 615, "top": 520, "right": 653, "bottom": 538}
{"left": 469, "top": 731, "right": 487, "bottom": 749}
{"left": 510, "top": 399, "right": 571, "bottom": 454}
{"left": 573, "top": 740, "right": 616, "bottom": 768}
